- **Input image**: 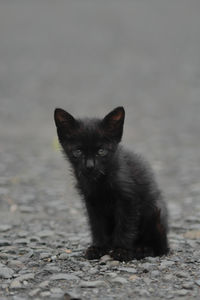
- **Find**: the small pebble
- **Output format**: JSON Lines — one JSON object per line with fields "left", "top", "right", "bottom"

{"left": 151, "top": 270, "right": 160, "bottom": 278}
{"left": 176, "top": 271, "right": 189, "bottom": 278}
{"left": 80, "top": 280, "right": 107, "bottom": 288}
{"left": 58, "top": 253, "right": 69, "bottom": 260}
{"left": 0, "top": 239, "right": 11, "bottom": 246}
{"left": 0, "top": 225, "right": 12, "bottom": 232}
{"left": 100, "top": 255, "right": 112, "bottom": 263}
{"left": 40, "top": 252, "right": 51, "bottom": 259}
{"left": 50, "top": 273, "right": 78, "bottom": 281}
{"left": 129, "top": 275, "right": 139, "bottom": 281}
{"left": 182, "top": 282, "right": 194, "bottom": 289}
{"left": 0, "top": 266, "right": 14, "bottom": 279}
{"left": 111, "top": 276, "right": 128, "bottom": 284}
{"left": 139, "top": 289, "right": 150, "bottom": 297}
{"left": 195, "top": 280, "right": 200, "bottom": 287}
{"left": 176, "top": 289, "right": 188, "bottom": 296}
{"left": 10, "top": 280, "right": 22, "bottom": 289}
{"left": 159, "top": 260, "right": 175, "bottom": 270}
{"left": 29, "top": 289, "right": 40, "bottom": 297}
{"left": 37, "top": 230, "right": 54, "bottom": 238}
{"left": 40, "top": 291, "right": 51, "bottom": 297}
{"left": 164, "top": 274, "right": 174, "bottom": 281}
{"left": 118, "top": 267, "right": 137, "bottom": 274}
{"left": 50, "top": 287, "right": 63, "bottom": 294}
{"left": 141, "top": 262, "right": 153, "bottom": 272}
{"left": 109, "top": 260, "right": 120, "bottom": 267}
{"left": 38, "top": 280, "right": 50, "bottom": 288}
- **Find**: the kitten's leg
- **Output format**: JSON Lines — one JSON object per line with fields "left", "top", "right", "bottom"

{"left": 110, "top": 206, "right": 169, "bottom": 261}
{"left": 135, "top": 208, "right": 169, "bottom": 259}
{"left": 151, "top": 208, "right": 169, "bottom": 256}
{"left": 110, "top": 205, "right": 139, "bottom": 261}
{"left": 85, "top": 206, "right": 112, "bottom": 259}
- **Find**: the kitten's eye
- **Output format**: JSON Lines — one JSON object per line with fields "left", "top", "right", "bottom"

{"left": 97, "top": 148, "right": 108, "bottom": 156}
{"left": 72, "top": 149, "right": 82, "bottom": 158}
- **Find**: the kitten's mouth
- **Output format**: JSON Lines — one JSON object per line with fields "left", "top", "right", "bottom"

{"left": 82, "top": 169, "right": 105, "bottom": 180}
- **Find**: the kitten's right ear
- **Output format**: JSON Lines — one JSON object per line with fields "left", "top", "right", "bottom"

{"left": 54, "top": 108, "right": 76, "bottom": 128}
{"left": 54, "top": 108, "right": 77, "bottom": 139}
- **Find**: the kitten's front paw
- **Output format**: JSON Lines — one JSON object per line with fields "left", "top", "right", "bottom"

{"left": 132, "top": 246, "right": 155, "bottom": 260}
{"left": 110, "top": 248, "right": 134, "bottom": 262}
{"left": 85, "top": 246, "right": 108, "bottom": 260}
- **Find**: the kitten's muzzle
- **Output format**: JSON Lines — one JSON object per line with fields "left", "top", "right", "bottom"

{"left": 85, "top": 159, "right": 95, "bottom": 171}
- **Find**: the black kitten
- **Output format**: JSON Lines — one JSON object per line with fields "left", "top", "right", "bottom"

{"left": 54, "top": 107, "right": 169, "bottom": 261}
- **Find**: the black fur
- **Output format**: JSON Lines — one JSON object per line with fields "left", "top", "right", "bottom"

{"left": 54, "top": 107, "right": 169, "bottom": 261}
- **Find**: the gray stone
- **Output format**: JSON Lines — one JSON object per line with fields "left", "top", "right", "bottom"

{"left": 143, "top": 278, "right": 152, "bottom": 285}
{"left": 0, "top": 239, "right": 11, "bottom": 246}
{"left": 44, "top": 265, "right": 61, "bottom": 272}
{"left": 58, "top": 253, "right": 69, "bottom": 260}
{"left": 15, "top": 273, "right": 35, "bottom": 282}
{"left": 80, "top": 280, "right": 107, "bottom": 288}
{"left": 10, "top": 280, "right": 22, "bottom": 289}
{"left": 195, "top": 280, "right": 200, "bottom": 287}
{"left": 100, "top": 255, "right": 112, "bottom": 263}
{"left": 29, "top": 288, "right": 40, "bottom": 297}
{"left": 118, "top": 267, "right": 137, "bottom": 274}
{"left": 151, "top": 270, "right": 160, "bottom": 277}
{"left": 164, "top": 274, "right": 174, "bottom": 281}
{"left": 18, "top": 231, "right": 29, "bottom": 238}
{"left": 176, "top": 271, "right": 189, "bottom": 278}
{"left": 88, "top": 267, "right": 98, "bottom": 275}
{"left": 141, "top": 262, "right": 153, "bottom": 272}
{"left": 50, "top": 273, "right": 78, "bottom": 281}
{"left": 50, "top": 287, "right": 63, "bottom": 294}
{"left": 109, "top": 260, "right": 120, "bottom": 267}
{"left": 38, "top": 280, "right": 50, "bottom": 288}
{"left": 0, "top": 266, "right": 14, "bottom": 278}
{"left": 111, "top": 276, "right": 128, "bottom": 284}
{"left": 23, "top": 280, "right": 29, "bottom": 286}
{"left": 106, "top": 272, "right": 117, "bottom": 278}
{"left": 63, "top": 292, "right": 81, "bottom": 300}
{"left": 37, "top": 230, "right": 54, "bottom": 238}
{"left": 145, "top": 257, "right": 159, "bottom": 263}
{"left": 139, "top": 289, "right": 150, "bottom": 297}
{"left": 0, "top": 224, "right": 12, "bottom": 232}
{"left": 51, "top": 255, "right": 57, "bottom": 261}
{"left": 159, "top": 260, "right": 175, "bottom": 270}
{"left": 40, "top": 252, "right": 51, "bottom": 259}
{"left": 13, "top": 238, "right": 29, "bottom": 245}
{"left": 182, "top": 282, "right": 194, "bottom": 289}
{"left": 176, "top": 289, "right": 189, "bottom": 296}
{"left": 40, "top": 291, "right": 51, "bottom": 297}
{"left": 8, "top": 260, "right": 24, "bottom": 268}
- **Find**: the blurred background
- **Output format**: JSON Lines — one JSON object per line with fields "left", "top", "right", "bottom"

{"left": 0, "top": 0, "right": 200, "bottom": 225}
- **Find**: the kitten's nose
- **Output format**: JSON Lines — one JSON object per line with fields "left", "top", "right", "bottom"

{"left": 85, "top": 159, "right": 94, "bottom": 171}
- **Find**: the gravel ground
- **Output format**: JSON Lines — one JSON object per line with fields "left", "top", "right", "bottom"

{"left": 1, "top": 1, "right": 200, "bottom": 299}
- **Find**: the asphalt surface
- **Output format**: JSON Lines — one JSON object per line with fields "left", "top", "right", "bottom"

{"left": 0, "top": 1, "right": 200, "bottom": 299}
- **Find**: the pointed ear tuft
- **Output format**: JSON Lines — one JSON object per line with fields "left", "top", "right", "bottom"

{"left": 54, "top": 108, "right": 75, "bottom": 128}
{"left": 102, "top": 107, "right": 125, "bottom": 142}
{"left": 54, "top": 108, "right": 78, "bottom": 139}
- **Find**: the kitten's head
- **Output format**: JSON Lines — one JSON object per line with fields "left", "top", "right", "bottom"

{"left": 54, "top": 107, "right": 125, "bottom": 180}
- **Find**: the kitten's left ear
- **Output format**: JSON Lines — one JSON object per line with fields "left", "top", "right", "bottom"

{"left": 102, "top": 106, "right": 125, "bottom": 142}
{"left": 54, "top": 108, "right": 76, "bottom": 129}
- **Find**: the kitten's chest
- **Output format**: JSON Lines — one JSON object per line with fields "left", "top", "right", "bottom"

{"left": 85, "top": 185, "right": 116, "bottom": 214}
